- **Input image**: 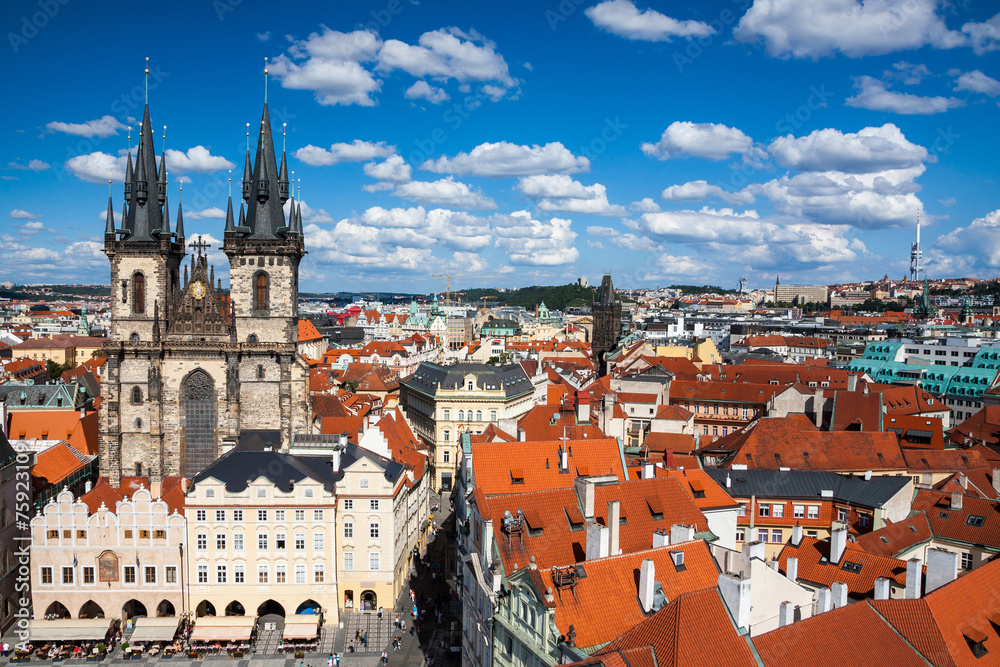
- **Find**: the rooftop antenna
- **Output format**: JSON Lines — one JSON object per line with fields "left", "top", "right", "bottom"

{"left": 264, "top": 57, "right": 269, "bottom": 104}
{"left": 144, "top": 57, "right": 149, "bottom": 105}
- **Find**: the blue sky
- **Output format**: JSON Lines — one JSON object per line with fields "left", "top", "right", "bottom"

{"left": 2, "top": 0, "right": 999, "bottom": 294}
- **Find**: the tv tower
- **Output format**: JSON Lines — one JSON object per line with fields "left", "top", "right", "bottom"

{"left": 909, "top": 210, "right": 922, "bottom": 281}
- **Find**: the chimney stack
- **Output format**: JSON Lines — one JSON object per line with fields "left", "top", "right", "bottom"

{"left": 718, "top": 573, "right": 752, "bottom": 631}
{"left": 950, "top": 492, "right": 963, "bottom": 511}
{"left": 560, "top": 447, "right": 568, "bottom": 471}
{"left": 831, "top": 582, "right": 848, "bottom": 609}
{"left": 574, "top": 477, "right": 595, "bottom": 517}
{"left": 652, "top": 529, "right": 669, "bottom": 548}
{"left": 874, "top": 577, "right": 891, "bottom": 600}
{"left": 577, "top": 392, "right": 590, "bottom": 424}
{"left": 482, "top": 520, "right": 494, "bottom": 570}
{"left": 332, "top": 448, "right": 342, "bottom": 473}
{"left": 830, "top": 522, "right": 848, "bottom": 563}
{"left": 992, "top": 468, "right": 1000, "bottom": 496}
{"left": 791, "top": 524, "right": 803, "bottom": 546}
{"left": 747, "top": 541, "right": 766, "bottom": 562}
{"left": 670, "top": 523, "right": 695, "bottom": 545}
{"left": 847, "top": 374, "right": 858, "bottom": 392}
{"left": 816, "top": 588, "right": 832, "bottom": 614}
{"left": 779, "top": 601, "right": 795, "bottom": 627}
{"left": 608, "top": 501, "right": 621, "bottom": 555}
{"left": 518, "top": 428, "right": 526, "bottom": 442}
{"left": 905, "top": 558, "right": 923, "bottom": 599}
{"left": 925, "top": 548, "right": 959, "bottom": 593}
{"left": 585, "top": 522, "right": 609, "bottom": 560}
{"left": 958, "top": 473, "right": 968, "bottom": 490}
{"left": 641, "top": 461, "right": 654, "bottom": 479}
{"left": 786, "top": 556, "right": 798, "bottom": 582}
{"left": 638, "top": 559, "right": 655, "bottom": 613}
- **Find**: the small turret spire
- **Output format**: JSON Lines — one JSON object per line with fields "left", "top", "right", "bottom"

{"left": 124, "top": 147, "right": 134, "bottom": 199}
{"left": 157, "top": 125, "right": 167, "bottom": 205}
{"left": 278, "top": 122, "right": 289, "bottom": 203}
{"left": 105, "top": 187, "right": 115, "bottom": 236}
{"left": 242, "top": 123, "right": 252, "bottom": 201}
{"left": 175, "top": 186, "right": 185, "bottom": 239}
{"left": 264, "top": 57, "right": 269, "bottom": 104}
{"left": 224, "top": 193, "right": 235, "bottom": 233}
{"left": 160, "top": 194, "right": 171, "bottom": 237}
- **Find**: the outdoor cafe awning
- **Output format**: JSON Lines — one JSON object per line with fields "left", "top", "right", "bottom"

{"left": 27, "top": 619, "right": 112, "bottom": 642}
{"left": 283, "top": 615, "right": 320, "bottom": 640}
{"left": 190, "top": 616, "right": 255, "bottom": 642}
{"left": 130, "top": 616, "right": 181, "bottom": 643}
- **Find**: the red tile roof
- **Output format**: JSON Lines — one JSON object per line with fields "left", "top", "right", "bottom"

{"left": 754, "top": 600, "right": 928, "bottom": 667}
{"left": 297, "top": 319, "right": 324, "bottom": 342}
{"left": 81, "top": 476, "right": 186, "bottom": 514}
{"left": 472, "top": 438, "right": 625, "bottom": 495}
{"left": 671, "top": 380, "right": 785, "bottom": 405}
{"left": 777, "top": 536, "right": 910, "bottom": 598}
{"left": 9, "top": 409, "right": 99, "bottom": 456}
{"left": 912, "top": 489, "right": 1000, "bottom": 550}
{"left": 855, "top": 513, "right": 933, "bottom": 558}
{"left": 640, "top": 432, "right": 697, "bottom": 454}
{"left": 33, "top": 442, "right": 89, "bottom": 485}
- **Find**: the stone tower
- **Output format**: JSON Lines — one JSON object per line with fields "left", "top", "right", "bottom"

{"left": 99, "top": 99, "right": 311, "bottom": 486}
{"left": 592, "top": 273, "right": 622, "bottom": 377}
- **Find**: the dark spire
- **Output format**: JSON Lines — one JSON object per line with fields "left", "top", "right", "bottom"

{"left": 159, "top": 195, "right": 171, "bottom": 238}
{"left": 278, "top": 146, "right": 289, "bottom": 204}
{"left": 124, "top": 151, "right": 133, "bottom": 199}
{"left": 105, "top": 195, "right": 115, "bottom": 236}
{"left": 243, "top": 104, "right": 286, "bottom": 240}
{"left": 597, "top": 273, "right": 616, "bottom": 306}
{"left": 157, "top": 145, "right": 167, "bottom": 205}
{"left": 294, "top": 200, "right": 303, "bottom": 235}
{"left": 224, "top": 196, "right": 235, "bottom": 233}
{"left": 122, "top": 104, "right": 165, "bottom": 243}
{"left": 175, "top": 197, "right": 185, "bottom": 239}
{"left": 236, "top": 201, "right": 249, "bottom": 233}
{"left": 242, "top": 146, "right": 252, "bottom": 201}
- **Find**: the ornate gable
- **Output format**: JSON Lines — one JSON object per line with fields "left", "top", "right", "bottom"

{"left": 168, "top": 244, "right": 230, "bottom": 337}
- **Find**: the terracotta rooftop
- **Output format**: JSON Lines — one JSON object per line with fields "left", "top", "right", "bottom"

{"left": 81, "top": 476, "right": 186, "bottom": 515}
{"left": 472, "top": 438, "right": 625, "bottom": 495}
{"left": 639, "top": 432, "right": 697, "bottom": 454}
{"left": 297, "top": 319, "right": 324, "bottom": 342}
{"left": 777, "top": 536, "right": 910, "bottom": 598}
{"left": 855, "top": 513, "right": 933, "bottom": 558}
{"left": 33, "top": 441, "right": 91, "bottom": 485}
{"left": 8, "top": 409, "right": 99, "bottom": 455}
{"left": 912, "top": 488, "right": 1000, "bottom": 550}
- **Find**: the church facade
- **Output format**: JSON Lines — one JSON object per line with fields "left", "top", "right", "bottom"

{"left": 99, "top": 101, "right": 311, "bottom": 486}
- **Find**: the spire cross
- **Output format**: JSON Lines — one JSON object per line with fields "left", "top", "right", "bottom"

{"left": 246, "top": 122, "right": 250, "bottom": 154}
{"left": 264, "top": 57, "right": 269, "bottom": 104}
{"left": 282, "top": 122, "right": 286, "bottom": 153}
{"left": 144, "top": 57, "right": 149, "bottom": 105}
{"left": 228, "top": 170, "right": 232, "bottom": 199}
{"left": 191, "top": 235, "right": 211, "bottom": 257}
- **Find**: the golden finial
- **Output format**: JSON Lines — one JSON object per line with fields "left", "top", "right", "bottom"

{"left": 246, "top": 122, "right": 250, "bottom": 154}
{"left": 264, "top": 56, "right": 269, "bottom": 104}
{"left": 144, "top": 57, "right": 150, "bottom": 105}
{"left": 228, "top": 169, "right": 232, "bottom": 199}
{"left": 282, "top": 122, "right": 286, "bottom": 153}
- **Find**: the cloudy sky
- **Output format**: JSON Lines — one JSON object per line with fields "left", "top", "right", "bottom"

{"left": 2, "top": 0, "right": 999, "bottom": 292}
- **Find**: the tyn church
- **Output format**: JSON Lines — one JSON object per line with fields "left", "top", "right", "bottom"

{"left": 99, "top": 100, "right": 311, "bottom": 486}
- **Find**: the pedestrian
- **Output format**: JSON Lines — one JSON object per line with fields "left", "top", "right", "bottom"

{"left": 381, "top": 649, "right": 388, "bottom": 664}
{"left": 410, "top": 624, "right": 415, "bottom": 637}
{"left": 364, "top": 632, "right": 368, "bottom": 647}
{"left": 335, "top": 654, "right": 340, "bottom": 667}
{"left": 328, "top": 654, "right": 333, "bottom": 667}
{"left": 401, "top": 619, "right": 406, "bottom": 633}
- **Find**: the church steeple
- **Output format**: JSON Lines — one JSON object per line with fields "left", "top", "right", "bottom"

{"left": 240, "top": 104, "right": 287, "bottom": 240}
{"left": 121, "top": 104, "right": 165, "bottom": 243}
{"left": 278, "top": 123, "right": 289, "bottom": 204}
{"left": 105, "top": 194, "right": 115, "bottom": 237}
{"left": 175, "top": 192, "right": 185, "bottom": 240}
{"left": 224, "top": 195, "right": 235, "bottom": 234}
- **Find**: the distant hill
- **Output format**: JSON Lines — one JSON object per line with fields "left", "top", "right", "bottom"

{"left": 668, "top": 284, "right": 728, "bottom": 296}
{"left": 462, "top": 284, "right": 602, "bottom": 312}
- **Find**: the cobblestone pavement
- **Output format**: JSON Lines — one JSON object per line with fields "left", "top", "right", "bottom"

{"left": 1, "top": 492, "right": 460, "bottom": 667}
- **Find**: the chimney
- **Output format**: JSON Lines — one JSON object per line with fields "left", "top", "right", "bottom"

{"left": 830, "top": 522, "right": 847, "bottom": 563}
{"left": 84, "top": 480, "right": 93, "bottom": 493}
{"left": 950, "top": 492, "right": 963, "bottom": 511}
{"left": 585, "top": 522, "right": 609, "bottom": 560}
{"left": 791, "top": 524, "right": 803, "bottom": 546}
{"left": 813, "top": 388, "right": 823, "bottom": 428}
{"left": 332, "top": 448, "right": 342, "bottom": 473}
{"left": 831, "top": 582, "right": 848, "bottom": 609}
{"left": 608, "top": 501, "right": 620, "bottom": 555}
{"left": 718, "top": 573, "right": 752, "bottom": 630}
{"left": 150, "top": 481, "right": 162, "bottom": 499}
{"left": 874, "top": 577, "right": 891, "bottom": 600}
{"left": 746, "top": 541, "right": 765, "bottom": 562}
{"left": 518, "top": 428, "right": 526, "bottom": 442}
{"left": 847, "top": 374, "right": 858, "bottom": 392}
{"left": 958, "top": 473, "right": 968, "bottom": 490}
{"left": 925, "top": 548, "right": 959, "bottom": 593}
{"left": 180, "top": 478, "right": 189, "bottom": 494}
{"left": 786, "top": 556, "right": 798, "bottom": 582}
{"left": 905, "top": 558, "right": 923, "bottom": 599}
{"left": 638, "top": 559, "right": 655, "bottom": 613}
{"left": 779, "top": 601, "right": 795, "bottom": 627}
{"left": 339, "top": 431, "right": 348, "bottom": 447}
{"left": 725, "top": 474, "right": 731, "bottom": 488}
{"left": 575, "top": 477, "right": 596, "bottom": 517}
{"left": 577, "top": 392, "right": 590, "bottom": 424}
{"left": 816, "top": 588, "right": 832, "bottom": 614}
{"left": 482, "top": 520, "right": 494, "bottom": 570}
{"left": 665, "top": 450, "right": 673, "bottom": 468}
{"left": 864, "top": 470, "right": 872, "bottom": 481}
{"left": 641, "top": 461, "right": 654, "bottom": 479}
{"left": 491, "top": 570, "right": 501, "bottom": 594}
{"left": 670, "top": 523, "right": 695, "bottom": 544}
{"left": 652, "top": 529, "right": 669, "bottom": 548}
{"left": 560, "top": 447, "right": 568, "bottom": 471}
{"left": 992, "top": 468, "right": 1000, "bottom": 496}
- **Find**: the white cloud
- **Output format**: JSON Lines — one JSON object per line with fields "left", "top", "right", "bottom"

{"left": 452, "top": 251, "right": 488, "bottom": 273}
{"left": 954, "top": 69, "right": 1000, "bottom": 96}
{"left": 517, "top": 174, "right": 626, "bottom": 216}
{"left": 257, "top": 31, "right": 271, "bottom": 42}
{"left": 631, "top": 198, "right": 660, "bottom": 213}
{"left": 421, "top": 141, "right": 589, "bottom": 178}
{"left": 935, "top": 209, "right": 1000, "bottom": 268}
{"left": 585, "top": 0, "right": 714, "bottom": 41}
{"left": 888, "top": 61, "right": 931, "bottom": 85}
{"left": 270, "top": 28, "right": 383, "bottom": 106}
{"left": 10, "top": 209, "right": 40, "bottom": 219}
{"left": 378, "top": 27, "right": 516, "bottom": 87}
{"left": 96, "top": 209, "right": 123, "bottom": 224}
{"left": 962, "top": 12, "right": 1000, "bottom": 55}
{"left": 492, "top": 210, "right": 578, "bottom": 266}
{"left": 661, "top": 180, "right": 755, "bottom": 205}
{"left": 186, "top": 207, "right": 227, "bottom": 220}
{"left": 846, "top": 76, "right": 964, "bottom": 115}
{"left": 735, "top": 0, "right": 966, "bottom": 59}
{"left": 164, "top": 146, "right": 235, "bottom": 174}
{"left": 587, "top": 226, "right": 619, "bottom": 237}
{"left": 405, "top": 80, "right": 450, "bottom": 104}
{"left": 283, "top": 198, "right": 333, "bottom": 224}
{"left": 360, "top": 206, "right": 426, "bottom": 229}
{"left": 638, "top": 207, "right": 764, "bottom": 244}
{"left": 639, "top": 253, "right": 716, "bottom": 281}
{"left": 939, "top": 197, "right": 956, "bottom": 207}
{"left": 392, "top": 177, "right": 497, "bottom": 209}
{"left": 7, "top": 159, "right": 50, "bottom": 172}
{"left": 768, "top": 124, "right": 928, "bottom": 173}
{"left": 46, "top": 115, "right": 128, "bottom": 138}
{"left": 0, "top": 240, "right": 105, "bottom": 282}
{"left": 363, "top": 155, "right": 412, "bottom": 184}
{"left": 293, "top": 140, "right": 395, "bottom": 166}
{"left": 641, "top": 121, "right": 759, "bottom": 161}
{"left": 66, "top": 151, "right": 124, "bottom": 184}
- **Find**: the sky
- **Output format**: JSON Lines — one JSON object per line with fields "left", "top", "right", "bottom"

{"left": 1, "top": 0, "right": 1000, "bottom": 294}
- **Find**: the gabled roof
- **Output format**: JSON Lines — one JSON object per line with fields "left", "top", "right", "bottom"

{"left": 535, "top": 541, "right": 720, "bottom": 651}
{"left": 639, "top": 432, "right": 698, "bottom": 455}
{"left": 777, "top": 536, "right": 910, "bottom": 597}
{"left": 33, "top": 441, "right": 92, "bottom": 485}
{"left": 904, "top": 448, "right": 994, "bottom": 472}
{"left": 472, "top": 438, "right": 625, "bottom": 495}
{"left": 81, "top": 476, "right": 186, "bottom": 515}
{"left": 671, "top": 380, "right": 785, "bottom": 404}
{"left": 855, "top": 513, "right": 933, "bottom": 558}
{"left": 912, "top": 489, "right": 1000, "bottom": 549}
{"left": 655, "top": 404, "right": 692, "bottom": 421}
{"left": 704, "top": 467, "right": 911, "bottom": 508}
{"left": 8, "top": 409, "right": 99, "bottom": 456}
{"left": 516, "top": 404, "right": 605, "bottom": 441}
{"left": 754, "top": 600, "right": 929, "bottom": 667}
{"left": 297, "top": 319, "right": 324, "bottom": 342}
{"left": 592, "top": 588, "right": 757, "bottom": 667}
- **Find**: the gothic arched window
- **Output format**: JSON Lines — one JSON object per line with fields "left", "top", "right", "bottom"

{"left": 182, "top": 370, "right": 217, "bottom": 478}
{"left": 458, "top": 410, "right": 464, "bottom": 421}
{"left": 257, "top": 365, "right": 264, "bottom": 380}
{"left": 132, "top": 387, "right": 143, "bottom": 404}
{"left": 254, "top": 272, "right": 269, "bottom": 312}
{"left": 475, "top": 410, "right": 482, "bottom": 421}
{"left": 131, "top": 333, "right": 140, "bottom": 342}
{"left": 133, "top": 273, "right": 145, "bottom": 314}
{"left": 134, "top": 418, "right": 142, "bottom": 429}
{"left": 248, "top": 334, "right": 258, "bottom": 344}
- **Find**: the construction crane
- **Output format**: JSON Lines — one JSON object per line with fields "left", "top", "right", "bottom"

{"left": 432, "top": 273, "right": 500, "bottom": 306}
